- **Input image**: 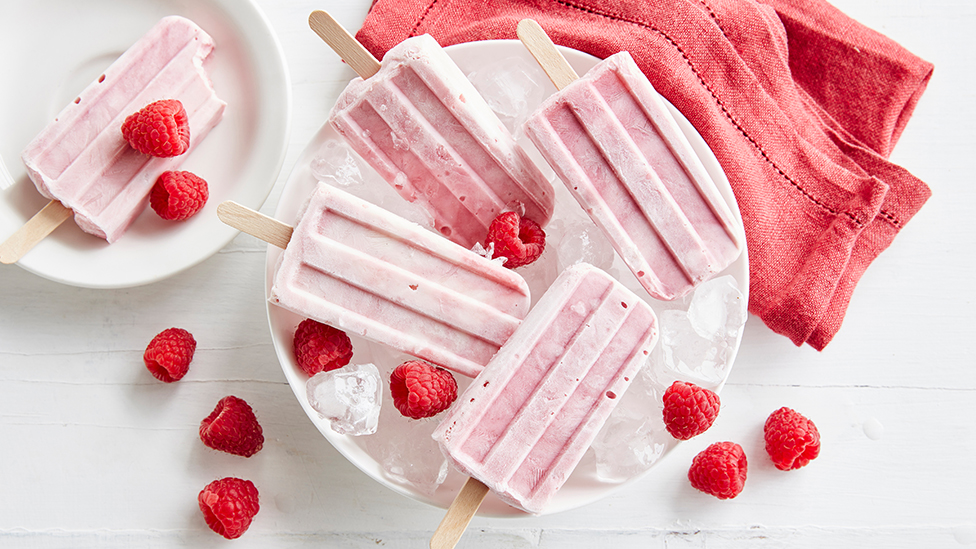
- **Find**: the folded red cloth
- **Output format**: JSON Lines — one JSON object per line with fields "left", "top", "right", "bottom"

{"left": 356, "top": 0, "right": 932, "bottom": 349}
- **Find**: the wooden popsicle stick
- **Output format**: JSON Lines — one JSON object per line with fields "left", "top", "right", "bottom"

{"left": 308, "top": 10, "right": 382, "bottom": 79}
{"left": 216, "top": 201, "right": 293, "bottom": 249}
{"left": 429, "top": 478, "right": 490, "bottom": 549}
{"left": 0, "top": 200, "right": 72, "bottom": 264}
{"left": 516, "top": 19, "right": 579, "bottom": 91}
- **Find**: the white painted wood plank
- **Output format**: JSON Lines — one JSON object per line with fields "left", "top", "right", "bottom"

{"left": 0, "top": 0, "right": 973, "bottom": 546}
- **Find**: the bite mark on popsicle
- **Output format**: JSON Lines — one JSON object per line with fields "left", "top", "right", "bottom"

{"left": 15, "top": 16, "right": 226, "bottom": 247}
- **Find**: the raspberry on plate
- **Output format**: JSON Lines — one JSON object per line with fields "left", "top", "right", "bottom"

{"left": 764, "top": 407, "right": 821, "bottom": 470}
{"left": 150, "top": 171, "right": 209, "bottom": 221}
{"left": 688, "top": 441, "right": 748, "bottom": 499}
{"left": 198, "top": 477, "right": 260, "bottom": 539}
{"left": 143, "top": 327, "right": 196, "bottom": 383}
{"left": 662, "top": 380, "right": 721, "bottom": 440}
{"left": 121, "top": 99, "right": 190, "bottom": 157}
{"left": 390, "top": 360, "right": 458, "bottom": 419}
{"left": 293, "top": 319, "right": 354, "bottom": 377}
{"left": 484, "top": 211, "right": 546, "bottom": 269}
{"left": 199, "top": 396, "right": 264, "bottom": 458}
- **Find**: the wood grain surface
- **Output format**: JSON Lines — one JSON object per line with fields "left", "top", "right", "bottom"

{"left": 0, "top": 1, "right": 971, "bottom": 547}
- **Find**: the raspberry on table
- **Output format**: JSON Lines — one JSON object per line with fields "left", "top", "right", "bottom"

{"left": 150, "top": 171, "right": 209, "bottom": 221}
{"left": 293, "top": 319, "right": 354, "bottom": 377}
{"left": 484, "top": 211, "right": 546, "bottom": 269}
{"left": 764, "top": 407, "right": 821, "bottom": 470}
{"left": 662, "top": 380, "right": 721, "bottom": 440}
{"left": 688, "top": 441, "right": 748, "bottom": 499}
{"left": 198, "top": 477, "right": 260, "bottom": 539}
{"left": 143, "top": 327, "right": 196, "bottom": 382}
{"left": 200, "top": 395, "right": 264, "bottom": 458}
{"left": 121, "top": 99, "right": 190, "bottom": 157}
{"left": 390, "top": 360, "right": 458, "bottom": 419}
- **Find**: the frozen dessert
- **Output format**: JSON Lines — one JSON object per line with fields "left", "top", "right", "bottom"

{"left": 520, "top": 20, "right": 741, "bottom": 300}
{"left": 324, "top": 29, "right": 555, "bottom": 248}
{"left": 433, "top": 263, "right": 659, "bottom": 514}
{"left": 20, "top": 15, "right": 226, "bottom": 243}
{"left": 269, "top": 182, "right": 532, "bottom": 378}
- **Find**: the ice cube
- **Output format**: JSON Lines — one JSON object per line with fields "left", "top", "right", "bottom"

{"left": 365, "top": 400, "right": 449, "bottom": 495}
{"left": 517, "top": 241, "right": 560, "bottom": 308}
{"left": 307, "top": 140, "right": 435, "bottom": 229}
{"left": 351, "top": 169, "right": 436, "bottom": 229}
{"left": 592, "top": 360, "right": 675, "bottom": 482}
{"left": 687, "top": 275, "right": 747, "bottom": 342}
{"left": 652, "top": 309, "right": 726, "bottom": 389}
{"left": 306, "top": 363, "right": 382, "bottom": 436}
{"left": 310, "top": 139, "right": 365, "bottom": 187}
{"left": 467, "top": 56, "right": 547, "bottom": 134}
{"left": 648, "top": 277, "right": 747, "bottom": 389}
{"left": 548, "top": 218, "right": 616, "bottom": 273}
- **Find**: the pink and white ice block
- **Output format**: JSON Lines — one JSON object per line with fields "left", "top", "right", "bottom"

{"left": 433, "top": 263, "right": 658, "bottom": 513}
{"left": 525, "top": 51, "right": 742, "bottom": 300}
{"left": 270, "top": 182, "right": 532, "bottom": 379}
{"left": 21, "top": 16, "right": 226, "bottom": 243}
{"left": 328, "top": 34, "right": 554, "bottom": 249}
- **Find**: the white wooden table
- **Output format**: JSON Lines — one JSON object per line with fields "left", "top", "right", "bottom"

{"left": 1, "top": 0, "right": 972, "bottom": 547}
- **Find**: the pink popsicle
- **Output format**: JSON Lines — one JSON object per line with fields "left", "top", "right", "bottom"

{"left": 433, "top": 263, "right": 658, "bottom": 514}
{"left": 21, "top": 15, "right": 226, "bottom": 243}
{"left": 327, "top": 34, "right": 554, "bottom": 249}
{"left": 270, "top": 182, "right": 532, "bottom": 379}
{"left": 524, "top": 46, "right": 742, "bottom": 300}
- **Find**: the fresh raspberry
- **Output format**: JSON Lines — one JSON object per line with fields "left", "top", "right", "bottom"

{"left": 688, "top": 441, "right": 748, "bottom": 499}
{"left": 484, "top": 211, "right": 546, "bottom": 269}
{"left": 390, "top": 360, "right": 458, "bottom": 419}
{"left": 198, "top": 477, "right": 260, "bottom": 539}
{"left": 150, "top": 171, "right": 209, "bottom": 221}
{"left": 121, "top": 99, "right": 190, "bottom": 157}
{"left": 199, "top": 396, "right": 264, "bottom": 458}
{"left": 764, "top": 407, "right": 821, "bottom": 471}
{"left": 662, "top": 380, "right": 721, "bottom": 440}
{"left": 143, "top": 327, "right": 196, "bottom": 382}
{"left": 293, "top": 319, "right": 354, "bottom": 377}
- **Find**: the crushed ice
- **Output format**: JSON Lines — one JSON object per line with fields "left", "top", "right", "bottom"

{"left": 310, "top": 139, "right": 365, "bottom": 186}
{"left": 468, "top": 55, "right": 547, "bottom": 134}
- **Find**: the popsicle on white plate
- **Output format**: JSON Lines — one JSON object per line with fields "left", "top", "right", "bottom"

{"left": 257, "top": 181, "right": 531, "bottom": 379}
{"left": 519, "top": 20, "right": 742, "bottom": 301}
{"left": 311, "top": 11, "right": 554, "bottom": 249}
{"left": 431, "top": 263, "right": 658, "bottom": 527}
{"left": 20, "top": 15, "right": 226, "bottom": 244}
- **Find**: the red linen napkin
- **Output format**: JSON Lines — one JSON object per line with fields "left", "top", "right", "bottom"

{"left": 355, "top": 0, "right": 933, "bottom": 350}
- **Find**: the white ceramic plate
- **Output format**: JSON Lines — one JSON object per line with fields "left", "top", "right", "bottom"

{"left": 266, "top": 41, "right": 748, "bottom": 516}
{"left": 0, "top": 0, "right": 290, "bottom": 288}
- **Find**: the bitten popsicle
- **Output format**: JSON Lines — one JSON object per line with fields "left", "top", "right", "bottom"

{"left": 430, "top": 263, "right": 658, "bottom": 547}
{"left": 519, "top": 20, "right": 742, "bottom": 301}
{"left": 310, "top": 11, "right": 555, "bottom": 249}
{"left": 4, "top": 15, "right": 226, "bottom": 260}
{"left": 218, "top": 182, "right": 531, "bottom": 379}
